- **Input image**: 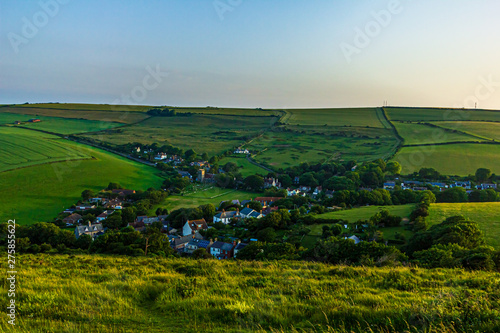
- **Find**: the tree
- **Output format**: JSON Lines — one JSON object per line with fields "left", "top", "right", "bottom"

{"left": 475, "top": 168, "right": 492, "bottom": 183}
{"left": 103, "top": 214, "right": 126, "bottom": 230}
{"left": 201, "top": 152, "right": 209, "bottom": 161}
{"left": 184, "top": 149, "right": 197, "bottom": 161}
{"left": 418, "top": 168, "right": 440, "bottom": 180}
{"left": 75, "top": 234, "right": 92, "bottom": 250}
{"left": 223, "top": 162, "right": 239, "bottom": 173}
{"left": 107, "top": 182, "right": 123, "bottom": 190}
{"left": 192, "top": 248, "right": 212, "bottom": 259}
{"left": 201, "top": 204, "right": 216, "bottom": 221}
{"left": 243, "top": 175, "right": 264, "bottom": 191}
{"left": 122, "top": 207, "right": 137, "bottom": 224}
{"left": 81, "top": 189, "right": 95, "bottom": 201}
{"left": 257, "top": 227, "right": 277, "bottom": 242}
{"left": 386, "top": 161, "right": 402, "bottom": 175}
{"left": 279, "top": 174, "right": 293, "bottom": 188}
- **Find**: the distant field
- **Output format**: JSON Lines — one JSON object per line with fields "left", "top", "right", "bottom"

{"left": 428, "top": 202, "right": 500, "bottom": 249}
{"left": 1, "top": 106, "right": 149, "bottom": 124}
{"left": 434, "top": 121, "right": 500, "bottom": 141}
{"left": 386, "top": 107, "right": 500, "bottom": 122}
{"left": 174, "top": 107, "right": 281, "bottom": 117}
{"left": 80, "top": 114, "right": 276, "bottom": 156}
{"left": 393, "top": 122, "right": 485, "bottom": 145}
{"left": 218, "top": 156, "right": 268, "bottom": 177}
{"left": 0, "top": 127, "right": 91, "bottom": 172}
{"left": 0, "top": 142, "right": 164, "bottom": 224}
{"left": 393, "top": 143, "right": 500, "bottom": 175}
{"left": 285, "top": 108, "right": 388, "bottom": 128}
{"left": 247, "top": 130, "right": 398, "bottom": 168}
{"left": 15, "top": 103, "right": 152, "bottom": 112}
{"left": 0, "top": 112, "right": 123, "bottom": 134}
{"left": 317, "top": 205, "right": 415, "bottom": 225}
{"left": 150, "top": 186, "right": 263, "bottom": 213}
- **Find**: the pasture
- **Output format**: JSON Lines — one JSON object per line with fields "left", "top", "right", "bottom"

{"left": 386, "top": 107, "right": 500, "bottom": 122}
{"left": 0, "top": 127, "right": 91, "bottom": 172}
{"left": 393, "top": 143, "right": 500, "bottom": 175}
{"left": 315, "top": 204, "right": 415, "bottom": 224}
{"left": 284, "top": 107, "right": 389, "bottom": 128}
{"left": 247, "top": 130, "right": 398, "bottom": 169}
{"left": 435, "top": 121, "right": 500, "bottom": 141}
{"left": 428, "top": 202, "right": 500, "bottom": 249}
{"left": 393, "top": 122, "right": 485, "bottom": 145}
{"left": 218, "top": 156, "right": 268, "bottom": 177}
{"left": 80, "top": 114, "right": 276, "bottom": 156}
{"left": 0, "top": 141, "right": 164, "bottom": 224}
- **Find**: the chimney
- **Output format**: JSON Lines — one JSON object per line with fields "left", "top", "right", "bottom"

{"left": 215, "top": 237, "right": 218, "bottom": 242}
{"left": 247, "top": 204, "right": 249, "bottom": 208}
{"left": 88, "top": 221, "right": 91, "bottom": 228}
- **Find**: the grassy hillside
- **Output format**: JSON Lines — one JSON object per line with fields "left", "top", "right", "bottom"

{"left": 317, "top": 205, "right": 415, "bottom": 223}
{"left": 434, "top": 121, "right": 500, "bottom": 141}
{"left": 393, "top": 122, "right": 485, "bottom": 145}
{"left": 393, "top": 143, "right": 500, "bottom": 175}
{"left": 2, "top": 254, "right": 499, "bottom": 333}
{"left": 386, "top": 107, "right": 500, "bottom": 122}
{"left": 428, "top": 202, "right": 500, "bottom": 249}
{"left": 218, "top": 156, "right": 268, "bottom": 177}
{"left": 0, "top": 127, "right": 91, "bottom": 172}
{"left": 0, "top": 141, "right": 164, "bottom": 224}
{"left": 285, "top": 108, "right": 389, "bottom": 128}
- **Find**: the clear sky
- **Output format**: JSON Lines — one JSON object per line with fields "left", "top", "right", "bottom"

{"left": 1, "top": 0, "right": 499, "bottom": 109}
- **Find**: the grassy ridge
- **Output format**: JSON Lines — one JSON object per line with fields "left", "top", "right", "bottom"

{"left": 0, "top": 141, "right": 164, "bottom": 224}
{"left": 2, "top": 254, "right": 499, "bottom": 333}
{"left": 434, "top": 121, "right": 500, "bottom": 141}
{"left": 393, "top": 122, "right": 486, "bottom": 145}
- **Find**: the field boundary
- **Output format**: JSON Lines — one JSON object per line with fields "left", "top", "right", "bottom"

{"left": 380, "top": 107, "right": 403, "bottom": 160}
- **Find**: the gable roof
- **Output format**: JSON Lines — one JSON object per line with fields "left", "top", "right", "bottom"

{"left": 240, "top": 207, "right": 254, "bottom": 215}
{"left": 235, "top": 243, "right": 248, "bottom": 251}
{"left": 63, "top": 213, "right": 82, "bottom": 222}
{"left": 186, "top": 219, "right": 208, "bottom": 231}
{"left": 215, "top": 211, "right": 239, "bottom": 219}
{"left": 76, "top": 224, "right": 104, "bottom": 234}
{"left": 254, "top": 197, "right": 282, "bottom": 204}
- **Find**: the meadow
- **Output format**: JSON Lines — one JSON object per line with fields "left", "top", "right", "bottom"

{"left": 315, "top": 205, "right": 415, "bottom": 225}
{"left": 0, "top": 141, "right": 164, "bottom": 224}
{"left": 392, "top": 143, "right": 500, "bottom": 175}
{"left": 434, "top": 121, "right": 500, "bottom": 141}
{"left": 393, "top": 122, "right": 485, "bottom": 145}
{"left": 2, "top": 254, "right": 499, "bottom": 333}
{"left": 284, "top": 108, "right": 389, "bottom": 128}
{"left": 218, "top": 156, "right": 268, "bottom": 177}
{"left": 428, "top": 202, "right": 500, "bottom": 249}
{"left": 0, "top": 127, "right": 91, "bottom": 172}
{"left": 150, "top": 186, "right": 263, "bottom": 214}
{"left": 80, "top": 114, "right": 276, "bottom": 156}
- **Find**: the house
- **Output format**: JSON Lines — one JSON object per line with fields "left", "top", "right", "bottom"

{"left": 477, "top": 183, "right": 497, "bottom": 190}
{"left": 105, "top": 199, "right": 122, "bottom": 209}
{"left": 154, "top": 153, "right": 168, "bottom": 160}
{"left": 96, "top": 210, "right": 113, "bottom": 222}
{"left": 383, "top": 181, "right": 396, "bottom": 190}
{"left": 75, "top": 205, "right": 96, "bottom": 211}
{"left": 111, "top": 189, "right": 136, "bottom": 197}
{"left": 89, "top": 197, "right": 104, "bottom": 203}
{"left": 142, "top": 217, "right": 160, "bottom": 224}
{"left": 184, "top": 239, "right": 212, "bottom": 254}
{"left": 75, "top": 222, "right": 104, "bottom": 239}
{"left": 263, "top": 206, "right": 278, "bottom": 215}
{"left": 28, "top": 118, "right": 41, "bottom": 123}
{"left": 14, "top": 121, "right": 22, "bottom": 125}
{"left": 63, "top": 213, "right": 82, "bottom": 224}
{"left": 287, "top": 188, "right": 301, "bottom": 196}
{"left": 248, "top": 210, "right": 264, "bottom": 219}
{"left": 452, "top": 181, "right": 471, "bottom": 189}
{"left": 299, "top": 185, "right": 312, "bottom": 192}
{"left": 264, "top": 177, "right": 282, "bottom": 189}
{"left": 171, "top": 234, "right": 203, "bottom": 251}
{"left": 254, "top": 197, "right": 282, "bottom": 208}
{"left": 233, "top": 242, "right": 248, "bottom": 258}
{"left": 128, "top": 221, "right": 146, "bottom": 232}
{"left": 177, "top": 170, "right": 193, "bottom": 180}
{"left": 325, "top": 190, "right": 335, "bottom": 198}
{"left": 197, "top": 169, "right": 205, "bottom": 182}
{"left": 313, "top": 186, "right": 323, "bottom": 196}
{"left": 213, "top": 210, "right": 240, "bottom": 224}
{"left": 182, "top": 219, "right": 208, "bottom": 236}
{"left": 209, "top": 241, "right": 235, "bottom": 259}
{"left": 293, "top": 176, "right": 300, "bottom": 184}
{"left": 240, "top": 207, "right": 255, "bottom": 219}
{"left": 234, "top": 148, "right": 249, "bottom": 154}
{"left": 347, "top": 235, "right": 361, "bottom": 244}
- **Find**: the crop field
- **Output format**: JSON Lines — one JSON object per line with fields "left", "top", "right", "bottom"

{"left": 150, "top": 186, "right": 263, "bottom": 213}
{"left": 1, "top": 106, "right": 149, "bottom": 124}
{"left": 0, "top": 141, "right": 164, "bottom": 224}
{"left": 0, "top": 127, "right": 91, "bottom": 172}
{"left": 217, "top": 156, "right": 268, "bottom": 177}
{"left": 434, "top": 121, "right": 500, "bottom": 141}
{"left": 393, "top": 143, "right": 500, "bottom": 175}
{"left": 284, "top": 107, "right": 389, "bottom": 128}
{"left": 428, "top": 202, "right": 500, "bottom": 249}
{"left": 247, "top": 130, "right": 398, "bottom": 169}
{"left": 5, "top": 254, "right": 499, "bottom": 333}
{"left": 80, "top": 114, "right": 277, "bottom": 156}
{"left": 386, "top": 107, "right": 500, "bottom": 122}
{"left": 393, "top": 122, "right": 486, "bottom": 145}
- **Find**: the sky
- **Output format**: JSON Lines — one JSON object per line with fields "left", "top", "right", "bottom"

{"left": 1, "top": 0, "right": 500, "bottom": 109}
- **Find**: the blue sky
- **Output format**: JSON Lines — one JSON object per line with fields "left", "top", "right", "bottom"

{"left": 1, "top": 0, "right": 499, "bottom": 109}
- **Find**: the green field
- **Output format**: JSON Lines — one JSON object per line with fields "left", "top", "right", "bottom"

{"left": 428, "top": 202, "right": 500, "bottom": 249}
{"left": 218, "top": 156, "right": 268, "bottom": 177}
{"left": 0, "top": 141, "right": 164, "bottom": 224}
{"left": 393, "top": 143, "right": 500, "bottom": 175}
{"left": 4, "top": 254, "right": 499, "bottom": 333}
{"left": 386, "top": 107, "right": 500, "bottom": 122}
{"left": 285, "top": 108, "right": 389, "bottom": 128}
{"left": 393, "top": 122, "right": 485, "bottom": 145}
{"left": 247, "top": 130, "right": 398, "bottom": 169}
{"left": 316, "top": 205, "right": 415, "bottom": 225}
{"left": 80, "top": 114, "right": 276, "bottom": 156}
{"left": 151, "top": 186, "right": 263, "bottom": 213}
{"left": 435, "top": 121, "right": 500, "bottom": 141}
{"left": 0, "top": 127, "right": 91, "bottom": 172}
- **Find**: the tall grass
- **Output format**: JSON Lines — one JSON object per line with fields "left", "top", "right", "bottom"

{"left": 1, "top": 255, "right": 499, "bottom": 332}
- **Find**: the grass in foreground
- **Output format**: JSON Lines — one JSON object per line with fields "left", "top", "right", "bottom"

{"left": 2, "top": 254, "right": 499, "bottom": 333}
{"left": 428, "top": 202, "right": 500, "bottom": 249}
{"left": 0, "top": 141, "right": 164, "bottom": 224}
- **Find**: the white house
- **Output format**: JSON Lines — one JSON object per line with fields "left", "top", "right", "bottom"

{"left": 182, "top": 219, "right": 208, "bottom": 236}
{"left": 213, "top": 210, "right": 240, "bottom": 224}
